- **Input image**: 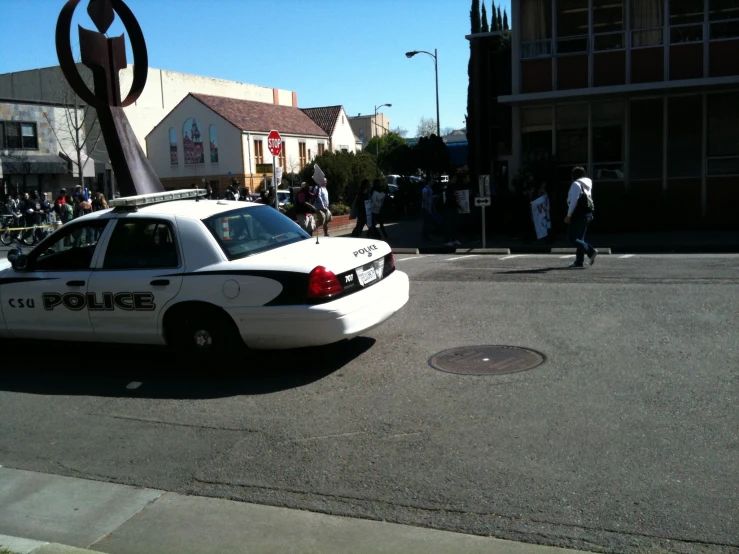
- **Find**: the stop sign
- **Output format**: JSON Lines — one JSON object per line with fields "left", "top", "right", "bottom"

{"left": 267, "top": 130, "right": 282, "bottom": 157}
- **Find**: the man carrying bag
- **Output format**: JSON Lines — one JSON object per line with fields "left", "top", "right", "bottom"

{"left": 564, "top": 166, "right": 597, "bottom": 268}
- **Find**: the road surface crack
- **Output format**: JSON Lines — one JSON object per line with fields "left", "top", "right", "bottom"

{"left": 88, "top": 413, "right": 260, "bottom": 433}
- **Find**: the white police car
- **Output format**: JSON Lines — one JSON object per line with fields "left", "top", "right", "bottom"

{"left": 0, "top": 190, "right": 409, "bottom": 354}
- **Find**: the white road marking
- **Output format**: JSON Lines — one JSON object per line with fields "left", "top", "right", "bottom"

{"left": 395, "top": 256, "right": 427, "bottom": 262}
{"left": 560, "top": 255, "right": 576, "bottom": 259}
{"left": 619, "top": 254, "right": 635, "bottom": 258}
{"left": 445, "top": 255, "right": 480, "bottom": 261}
{"left": 499, "top": 255, "right": 526, "bottom": 260}
{"left": 126, "top": 382, "right": 142, "bottom": 390}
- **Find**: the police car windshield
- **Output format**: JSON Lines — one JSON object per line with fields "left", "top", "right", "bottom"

{"left": 203, "top": 205, "right": 310, "bottom": 260}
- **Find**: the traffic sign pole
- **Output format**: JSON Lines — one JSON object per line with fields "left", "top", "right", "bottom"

{"left": 267, "top": 130, "right": 282, "bottom": 209}
{"left": 482, "top": 205, "right": 486, "bottom": 249}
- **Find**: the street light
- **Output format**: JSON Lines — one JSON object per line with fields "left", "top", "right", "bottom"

{"left": 405, "top": 49, "right": 440, "bottom": 137}
{"left": 374, "top": 103, "right": 392, "bottom": 160}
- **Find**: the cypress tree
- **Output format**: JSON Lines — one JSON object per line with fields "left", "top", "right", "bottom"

{"left": 491, "top": 1, "right": 498, "bottom": 30}
{"left": 503, "top": 9, "right": 509, "bottom": 31}
{"left": 497, "top": 6, "right": 503, "bottom": 32}
{"left": 481, "top": 3, "right": 489, "bottom": 32}
{"left": 471, "top": 0, "right": 481, "bottom": 33}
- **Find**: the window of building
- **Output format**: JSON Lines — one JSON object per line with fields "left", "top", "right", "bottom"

{"left": 557, "top": 0, "right": 589, "bottom": 53}
{"left": 298, "top": 142, "right": 307, "bottom": 169}
{"left": 254, "top": 140, "right": 264, "bottom": 165}
{"left": 710, "top": 0, "right": 739, "bottom": 39}
{"left": 556, "top": 104, "right": 588, "bottom": 180}
{"left": 0, "top": 121, "right": 38, "bottom": 150}
{"left": 521, "top": 0, "right": 553, "bottom": 58}
{"left": 278, "top": 141, "right": 286, "bottom": 169}
{"left": 169, "top": 127, "right": 178, "bottom": 165}
{"left": 667, "top": 95, "right": 703, "bottom": 178}
{"left": 671, "top": 0, "right": 705, "bottom": 42}
{"left": 592, "top": 101, "right": 625, "bottom": 179}
{"left": 631, "top": 0, "right": 664, "bottom": 47}
{"left": 522, "top": 106, "right": 553, "bottom": 158}
{"left": 707, "top": 92, "right": 739, "bottom": 175}
{"left": 593, "top": 0, "right": 625, "bottom": 51}
{"left": 629, "top": 98, "right": 663, "bottom": 179}
{"left": 317, "top": 143, "right": 325, "bottom": 156}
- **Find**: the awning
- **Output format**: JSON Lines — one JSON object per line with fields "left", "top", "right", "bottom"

{"left": 0, "top": 154, "right": 70, "bottom": 176}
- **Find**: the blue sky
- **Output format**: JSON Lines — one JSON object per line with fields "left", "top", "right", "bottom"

{"left": 0, "top": 0, "right": 510, "bottom": 136}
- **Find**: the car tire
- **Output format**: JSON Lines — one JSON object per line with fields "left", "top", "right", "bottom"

{"left": 166, "top": 306, "right": 242, "bottom": 358}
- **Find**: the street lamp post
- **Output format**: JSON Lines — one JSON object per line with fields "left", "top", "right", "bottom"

{"left": 405, "top": 49, "right": 440, "bottom": 137}
{"left": 373, "top": 103, "right": 392, "bottom": 160}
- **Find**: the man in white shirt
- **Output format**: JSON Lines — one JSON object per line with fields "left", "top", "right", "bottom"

{"left": 564, "top": 166, "right": 597, "bottom": 268}
{"left": 313, "top": 177, "right": 331, "bottom": 237}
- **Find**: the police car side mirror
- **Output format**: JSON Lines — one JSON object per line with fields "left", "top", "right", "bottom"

{"left": 8, "top": 248, "right": 27, "bottom": 271}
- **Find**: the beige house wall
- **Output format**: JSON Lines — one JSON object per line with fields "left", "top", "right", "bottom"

{"left": 0, "top": 65, "right": 296, "bottom": 160}
{"left": 348, "top": 113, "right": 390, "bottom": 146}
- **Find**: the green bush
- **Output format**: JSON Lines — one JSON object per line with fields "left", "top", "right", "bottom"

{"left": 329, "top": 203, "right": 351, "bottom": 216}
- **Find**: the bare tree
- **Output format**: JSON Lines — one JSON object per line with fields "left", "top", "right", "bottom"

{"left": 42, "top": 68, "right": 104, "bottom": 190}
{"left": 416, "top": 117, "right": 438, "bottom": 138}
{"left": 391, "top": 126, "right": 408, "bottom": 138}
{"left": 441, "top": 126, "right": 455, "bottom": 136}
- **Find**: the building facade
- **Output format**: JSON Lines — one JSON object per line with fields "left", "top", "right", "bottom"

{"left": 0, "top": 100, "right": 95, "bottom": 196}
{"left": 146, "top": 94, "right": 328, "bottom": 195}
{"left": 301, "top": 106, "right": 359, "bottom": 153}
{"left": 0, "top": 66, "right": 297, "bottom": 197}
{"left": 348, "top": 113, "right": 391, "bottom": 147}
{"left": 473, "top": 0, "right": 739, "bottom": 231}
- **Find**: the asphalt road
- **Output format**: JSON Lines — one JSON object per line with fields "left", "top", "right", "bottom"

{"left": 0, "top": 253, "right": 737, "bottom": 553}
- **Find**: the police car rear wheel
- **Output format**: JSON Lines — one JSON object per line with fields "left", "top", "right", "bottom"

{"left": 166, "top": 307, "right": 239, "bottom": 355}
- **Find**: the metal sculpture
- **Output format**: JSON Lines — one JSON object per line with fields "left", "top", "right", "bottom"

{"left": 55, "top": 0, "right": 164, "bottom": 197}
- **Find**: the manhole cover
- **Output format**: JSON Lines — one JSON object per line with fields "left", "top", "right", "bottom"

{"left": 429, "top": 345, "right": 545, "bottom": 375}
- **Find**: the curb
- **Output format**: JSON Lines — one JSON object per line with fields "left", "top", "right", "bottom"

{"left": 0, "top": 534, "right": 104, "bottom": 554}
{"left": 392, "top": 248, "right": 419, "bottom": 254}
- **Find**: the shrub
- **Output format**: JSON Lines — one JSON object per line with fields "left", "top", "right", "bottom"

{"left": 329, "top": 203, "right": 351, "bottom": 216}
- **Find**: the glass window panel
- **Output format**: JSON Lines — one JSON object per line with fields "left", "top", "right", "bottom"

{"left": 522, "top": 106, "right": 553, "bottom": 128}
{"left": 522, "top": 0, "right": 552, "bottom": 40}
{"left": 595, "top": 32, "right": 625, "bottom": 50}
{"left": 630, "top": 99, "right": 664, "bottom": 179}
{"left": 631, "top": 0, "right": 664, "bottom": 28}
{"left": 670, "top": 24, "right": 704, "bottom": 42}
{"left": 5, "top": 122, "right": 21, "bottom": 149}
{"left": 668, "top": 96, "right": 702, "bottom": 177}
{"left": 632, "top": 28, "right": 664, "bottom": 46}
{"left": 0, "top": 122, "right": 5, "bottom": 149}
{"left": 707, "top": 157, "right": 739, "bottom": 174}
{"left": 671, "top": 0, "right": 705, "bottom": 24}
{"left": 558, "top": 0, "right": 589, "bottom": 38}
{"left": 594, "top": 0, "right": 624, "bottom": 32}
{"left": 558, "top": 36, "right": 589, "bottom": 53}
{"left": 20, "top": 123, "right": 37, "bottom": 149}
{"left": 557, "top": 104, "right": 588, "bottom": 128}
{"left": 523, "top": 130, "right": 553, "bottom": 157}
{"left": 707, "top": 93, "right": 739, "bottom": 157}
{"left": 709, "top": 0, "right": 739, "bottom": 21}
{"left": 710, "top": 19, "right": 739, "bottom": 38}
{"left": 592, "top": 102, "right": 624, "bottom": 170}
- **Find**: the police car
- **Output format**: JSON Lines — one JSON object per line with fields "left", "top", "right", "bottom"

{"left": 0, "top": 189, "right": 409, "bottom": 354}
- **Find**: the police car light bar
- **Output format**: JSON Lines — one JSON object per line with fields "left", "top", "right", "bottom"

{"left": 108, "top": 189, "right": 206, "bottom": 209}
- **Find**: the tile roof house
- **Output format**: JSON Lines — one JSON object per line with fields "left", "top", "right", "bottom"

{"left": 145, "top": 93, "right": 330, "bottom": 192}
{"left": 301, "top": 105, "right": 359, "bottom": 153}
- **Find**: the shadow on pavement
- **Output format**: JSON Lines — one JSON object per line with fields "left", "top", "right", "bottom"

{"left": 494, "top": 267, "right": 572, "bottom": 275}
{"left": 0, "top": 337, "right": 375, "bottom": 399}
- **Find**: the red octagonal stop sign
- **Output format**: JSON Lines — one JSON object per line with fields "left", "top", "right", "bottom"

{"left": 267, "top": 130, "right": 282, "bottom": 157}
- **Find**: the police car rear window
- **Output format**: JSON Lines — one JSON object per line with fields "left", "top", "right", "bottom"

{"left": 203, "top": 205, "right": 309, "bottom": 260}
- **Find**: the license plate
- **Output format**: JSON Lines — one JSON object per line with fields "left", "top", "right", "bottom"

{"left": 357, "top": 266, "right": 377, "bottom": 286}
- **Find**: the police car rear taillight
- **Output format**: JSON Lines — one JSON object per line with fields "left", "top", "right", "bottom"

{"left": 307, "top": 266, "right": 344, "bottom": 299}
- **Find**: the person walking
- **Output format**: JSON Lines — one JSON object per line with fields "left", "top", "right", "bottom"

{"left": 312, "top": 177, "right": 331, "bottom": 237}
{"left": 564, "top": 166, "right": 597, "bottom": 268}
{"left": 369, "top": 179, "right": 389, "bottom": 240}
{"left": 350, "top": 179, "right": 371, "bottom": 238}
{"left": 421, "top": 176, "right": 435, "bottom": 241}
{"left": 295, "top": 182, "right": 317, "bottom": 236}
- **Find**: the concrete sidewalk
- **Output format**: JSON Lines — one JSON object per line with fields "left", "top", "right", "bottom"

{"left": 0, "top": 467, "right": 590, "bottom": 554}
{"left": 344, "top": 218, "right": 739, "bottom": 254}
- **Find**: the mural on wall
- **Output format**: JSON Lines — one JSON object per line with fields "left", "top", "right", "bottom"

{"left": 209, "top": 125, "right": 218, "bottom": 163}
{"left": 169, "top": 127, "right": 178, "bottom": 165}
{"left": 183, "top": 118, "right": 204, "bottom": 164}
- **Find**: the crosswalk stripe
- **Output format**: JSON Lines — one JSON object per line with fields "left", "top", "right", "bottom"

{"left": 499, "top": 255, "right": 526, "bottom": 260}
{"left": 619, "top": 254, "right": 635, "bottom": 258}
{"left": 445, "top": 255, "right": 480, "bottom": 261}
{"left": 560, "top": 255, "right": 576, "bottom": 259}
